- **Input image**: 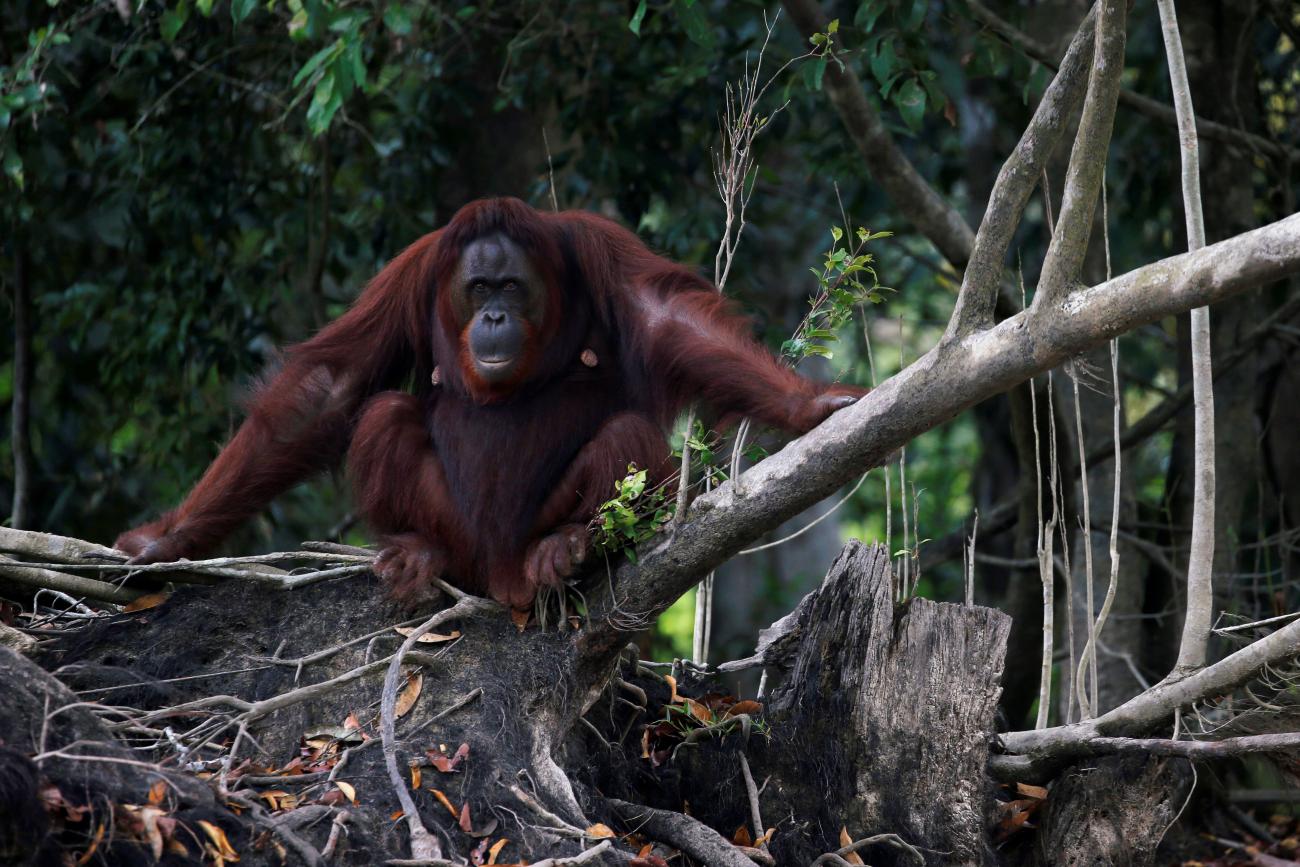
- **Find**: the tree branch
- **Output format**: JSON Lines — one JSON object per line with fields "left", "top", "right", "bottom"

{"left": 1002, "top": 611, "right": 1300, "bottom": 759}
{"left": 1035, "top": 0, "right": 1126, "bottom": 303}
{"left": 585, "top": 212, "right": 1300, "bottom": 636}
{"left": 1157, "top": 0, "right": 1215, "bottom": 674}
{"left": 947, "top": 7, "right": 1096, "bottom": 337}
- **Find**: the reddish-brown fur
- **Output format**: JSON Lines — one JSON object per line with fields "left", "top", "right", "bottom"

{"left": 115, "top": 198, "right": 865, "bottom": 608}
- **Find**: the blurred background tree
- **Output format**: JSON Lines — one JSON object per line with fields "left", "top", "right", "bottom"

{"left": 2, "top": 0, "right": 1298, "bottom": 735}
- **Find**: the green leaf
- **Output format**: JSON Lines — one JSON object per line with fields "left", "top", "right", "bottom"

{"left": 0, "top": 106, "right": 9, "bottom": 132}
{"left": 231, "top": 0, "right": 255, "bottom": 24}
{"left": 348, "top": 40, "right": 366, "bottom": 91}
{"left": 306, "top": 70, "right": 341, "bottom": 135}
{"left": 870, "top": 38, "right": 896, "bottom": 86}
{"left": 628, "top": 0, "right": 647, "bottom": 34}
{"left": 806, "top": 56, "right": 827, "bottom": 91}
{"left": 894, "top": 77, "right": 926, "bottom": 131}
{"left": 384, "top": 3, "right": 412, "bottom": 35}
{"left": 160, "top": 0, "right": 191, "bottom": 42}
{"left": 673, "top": 0, "right": 714, "bottom": 48}
{"left": 830, "top": 226, "right": 843, "bottom": 242}
{"left": 293, "top": 42, "right": 337, "bottom": 87}
{"left": 196, "top": 0, "right": 214, "bottom": 17}
{"left": 827, "top": 17, "right": 839, "bottom": 34}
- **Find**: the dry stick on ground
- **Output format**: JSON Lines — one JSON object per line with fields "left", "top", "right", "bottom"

{"left": 810, "top": 834, "right": 925, "bottom": 867}
{"left": 737, "top": 751, "right": 764, "bottom": 846}
{"left": 0, "top": 556, "right": 143, "bottom": 605}
{"left": 1158, "top": 0, "right": 1215, "bottom": 675}
{"left": 379, "top": 592, "right": 496, "bottom": 862}
{"left": 1084, "top": 731, "right": 1300, "bottom": 759}
{"left": 606, "top": 798, "right": 754, "bottom": 867}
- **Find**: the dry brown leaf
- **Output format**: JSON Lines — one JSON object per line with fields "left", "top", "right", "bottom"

{"left": 258, "top": 790, "right": 296, "bottom": 811}
{"left": 510, "top": 609, "right": 529, "bottom": 632}
{"left": 343, "top": 712, "right": 363, "bottom": 732}
{"left": 758, "top": 828, "right": 775, "bottom": 846}
{"left": 585, "top": 823, "right": 616, "bottom": 839}
{"left": 684, "top": 698, "right": 712, "bottom": 723}
{"left": 664, "top": 674, "right": 679, "bottom": 704}
{"left": 394, "top": 626, "right": 462, "bottom": 644}
{"left": 334, "top": 781, "right": 357, "bottom": 805}
{"left": 637, "top": 844, "right": 653, "bottom": 858}
{"left": 147, "top": 779, "right": 168, "bottom": 807}
{"left": 732, "top": 826, "right": 753, "bottom": 847}
{"left": 839, "top": 827, "right": 864, "bottom": 865}
{"left": 198, "top": 820, "right": 240, "bottom": 862}
{"left": 1015, "top": 782, "right": 1048, "bottom": 800}
{"left": 726, "top": 700, "right": 762, "bottom": 718}
{"left": 124, "top": 592, "right": 170, "bottom": 612}
{"left": 390, "top": 809, "right": 405, "bottom": 821}
{"left": 430, "top": 788, "right": 459, "bottom": 819}
{"left": 459, "top": 801, "right": 473, "bottom": 833}
{"left": 640, "top": 727, "right": 651, "bottom": 759}
{"left": 427, "top": 742, "right": 470, "bottom": 773}
{"left": 488, "top": 838, "right": 508, "bottom": 864}
{"left": 395, "top": 670, "right": 423, "bottom": 718}
{"left": 410, "top": 764, "right": 422, "bottom": 789}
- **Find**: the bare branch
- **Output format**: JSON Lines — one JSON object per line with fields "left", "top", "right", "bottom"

{"left": 1035, "top": 0, "right": 1126, "bottom": 304}
{"left": 947, "top": 9, "right": 1096, "bottom": 337}
{"left": 1158, "top": 0, "right": 1215, "bottom": 674}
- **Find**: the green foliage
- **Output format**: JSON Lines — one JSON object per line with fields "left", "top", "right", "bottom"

{"left": 782, "top": 225, "right": 892, "bottom": 362}
{"left": 592, "top": 464, "right": 673, "bottom": 562}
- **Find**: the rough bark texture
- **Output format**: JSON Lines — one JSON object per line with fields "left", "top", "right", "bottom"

{"left": 764, "top": 541, "right": 1011, "bottom": 866}
{"left": 1031, "top": 755, "right": 1192, "bottom": 866}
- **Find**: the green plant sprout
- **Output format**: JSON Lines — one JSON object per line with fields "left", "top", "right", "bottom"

{"left": 782, "top": 225, "right": 893, "bottom": 363}
{"left": 592, "top": 464, "right": 674, "bottom": 562}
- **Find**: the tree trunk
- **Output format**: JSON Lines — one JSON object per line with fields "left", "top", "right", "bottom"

{"left": 1031, "top": 755, "right": 1192, "bottom": 866}
{"left": 761, "top": 541, "right": 1011, "bottom": 865}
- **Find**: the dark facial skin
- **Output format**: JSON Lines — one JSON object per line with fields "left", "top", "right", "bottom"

{"left": 452, "top": 234, "right": 546, "bottom": 385}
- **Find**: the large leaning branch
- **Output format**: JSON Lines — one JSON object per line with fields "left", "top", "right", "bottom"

{"left": 584, "top": 212, "right": 1300, "bottom": 639}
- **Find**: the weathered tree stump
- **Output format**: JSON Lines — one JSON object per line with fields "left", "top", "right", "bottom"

{"left": 758, "top": 541, "right": 1012, "bottom": 866}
